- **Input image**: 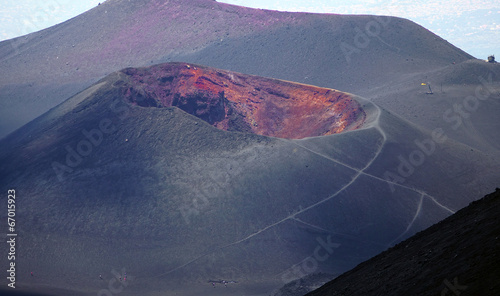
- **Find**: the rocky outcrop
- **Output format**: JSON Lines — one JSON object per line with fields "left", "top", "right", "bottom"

{"left": 120, "top": 62, "right": 366, "bottom": 139}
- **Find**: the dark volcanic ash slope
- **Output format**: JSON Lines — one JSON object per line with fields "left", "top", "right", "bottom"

{"left": 305, "top": 188, "right": 500, "bottom": 296}
{"left": 366, "top": 58, "right": 500, "bottom": 157}
{"left": 0, "top": 63, "right": 499, "bottom": 296}
{"left": 0, "top": 0, "right": 474, "bottom": 138}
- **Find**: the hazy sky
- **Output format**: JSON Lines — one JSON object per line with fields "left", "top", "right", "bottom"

{"left": 1, "top": 0, "right": 498, "bottom": 59}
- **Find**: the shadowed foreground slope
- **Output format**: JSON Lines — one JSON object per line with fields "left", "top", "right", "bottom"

{"left": 0, "top": 64, "right": 498, "bottom": 296}
{"left": 305, "top": 188, "right": 500, "bottom": 296}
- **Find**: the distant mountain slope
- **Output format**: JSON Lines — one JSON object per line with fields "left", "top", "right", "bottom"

{"left": 305, "top": 188, "right": 500, "bottom": 296}
{"left": 0, "top": 63, "right": 498, "bottom": 296}
{"left": 0, "top": 0, "right": 473, "bottom": 138}
{"left": 365, "top": 59, "right": 500, "bottom": 157}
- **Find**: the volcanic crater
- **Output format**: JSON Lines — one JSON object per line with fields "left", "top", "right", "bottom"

{"left": 119, "top": 62, "right": 366, "bottom": 139}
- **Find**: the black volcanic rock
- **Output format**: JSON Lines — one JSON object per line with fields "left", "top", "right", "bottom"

{"left": 305, "top": 188, "right": 500, "bottom": 296}
{"left": 172, "top": 91, "right": 226, "bottom": 125}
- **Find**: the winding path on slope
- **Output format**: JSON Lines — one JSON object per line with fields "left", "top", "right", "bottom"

{"left": 152, "top": 97, "right": 455, "bottom": 281}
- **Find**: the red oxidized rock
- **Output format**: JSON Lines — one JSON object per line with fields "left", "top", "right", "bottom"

{"left": 121, "top": 62, "right": 365, "bottom": 139}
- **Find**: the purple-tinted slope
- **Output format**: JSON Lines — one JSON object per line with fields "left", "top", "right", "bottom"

{"left": 0, "top": 0, "right": 473, "bottom": 138}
